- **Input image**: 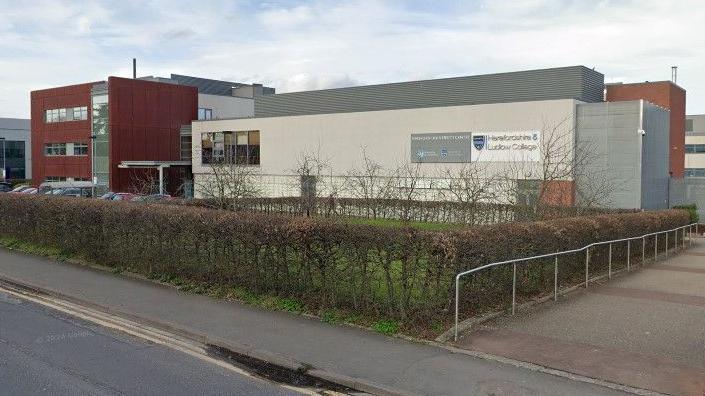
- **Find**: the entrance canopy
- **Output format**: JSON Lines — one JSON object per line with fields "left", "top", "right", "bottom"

{"left": 118, "top": 160, "right": 191, "bottom": 195}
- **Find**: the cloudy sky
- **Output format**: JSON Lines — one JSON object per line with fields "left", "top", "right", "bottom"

{"left": 1, "top": 0, "right": 703, "bottom": 118}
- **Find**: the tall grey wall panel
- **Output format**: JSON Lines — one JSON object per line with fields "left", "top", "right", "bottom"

{"left": 576, "top": 101, "right": 642, "bottom": 209}
{"left": 640, "top": 102, "right": 671, "bottom": 210}
{"left": 256, "top": 66, "right": 604, "bottom": 118}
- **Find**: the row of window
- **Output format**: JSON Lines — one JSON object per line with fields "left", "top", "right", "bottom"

{"left": 201, "top": 131, "right": 260, "bottom": 165}
{"left": 45, "top": 143, "right": 88, "bottom": 156}
{"left": 45, "top": 176, "right": 90, "bottom": 182}
{"left": 45, "top": 106, "right": 89, "bottom": 123}
{"left": 686, "top": 144, "right": 705, "bottom": 153}
{"left": 685, "top": 168, "right": 705, "bottom": 177}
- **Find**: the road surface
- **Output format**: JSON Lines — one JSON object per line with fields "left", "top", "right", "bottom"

{"left": 0, "top": 289, "right": 298, "bottom": 396}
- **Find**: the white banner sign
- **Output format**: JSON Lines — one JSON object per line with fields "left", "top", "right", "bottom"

{"left": 470, "top": 131, "right": 541, "bottom": 162}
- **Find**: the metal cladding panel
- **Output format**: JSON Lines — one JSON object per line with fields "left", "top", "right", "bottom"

{"left": 576, "top": 101, "right": 642, "bottom": 209}
{"left": 107, "top": 77, "right": 197, "bottom": 193}
{"left": 641, "top": 102, "right": 671, "bottom": 209}
{"left": 255, "top": 66, "right": 604, "bottom": 118}
{"left": 29, "top": 82, "right": 99, "bottom": 186}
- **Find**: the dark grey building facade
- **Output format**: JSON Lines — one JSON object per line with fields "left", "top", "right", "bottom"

{"left": 0, "top": 117, "right": 31, "bottom": 180}
{"left": 255, "top": 66, "right": 604, "bottom": 118}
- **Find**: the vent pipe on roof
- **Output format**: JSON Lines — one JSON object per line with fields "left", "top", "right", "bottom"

{"left": 133, "top": 58, "right": 137, "bottom": 79}
{"left": 671, "top": 66, "right": 677, "bottom": 83}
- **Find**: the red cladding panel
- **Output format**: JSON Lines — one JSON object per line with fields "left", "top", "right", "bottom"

{"left": 107, "top": 77, "right": 197, "bottom": 193}
{"left": 30, "top": 82, "right": 100, "bottom": 186}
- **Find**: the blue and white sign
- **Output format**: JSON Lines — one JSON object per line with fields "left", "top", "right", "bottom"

{"left": 470, "top": 131, "right": 541, "bottom": 162}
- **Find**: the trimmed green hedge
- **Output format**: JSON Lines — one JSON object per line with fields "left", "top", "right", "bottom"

{"left": 0, "top": 195, "right": 690, "bottom": 329}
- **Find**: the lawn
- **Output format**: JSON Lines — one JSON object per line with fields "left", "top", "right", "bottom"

{"left": 339, "top": 216, "right": 465, "bottom": 231}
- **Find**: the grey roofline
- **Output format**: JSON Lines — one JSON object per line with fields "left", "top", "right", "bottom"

{"left": 268, "top": 65, "right": 600, "bottom": 97}
{"left": 193, "top": 98, "right": 580, "bottom": 123}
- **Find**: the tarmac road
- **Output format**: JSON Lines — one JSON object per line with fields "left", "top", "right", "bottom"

{"left": 0, "top": 289, "right": 298, "bottom": 396}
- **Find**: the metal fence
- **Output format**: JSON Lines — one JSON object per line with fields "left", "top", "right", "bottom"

{"left": 453, "top": 223, "right": 697, "bottom": 341}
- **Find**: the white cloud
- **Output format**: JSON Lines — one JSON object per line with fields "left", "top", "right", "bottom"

{"left": 1, "top": 0, "right": 704, "bottom": 118}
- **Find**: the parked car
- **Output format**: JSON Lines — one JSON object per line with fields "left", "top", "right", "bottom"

{"left": 98, "top": 192, "right": 117, "bottom": 200}
{"left": 19, "top": 188, "right": 38, "bottom": 194}
{"left": 56, "top": 187, "right": 93, "bottom": 198}
{"left": 8, "top": 185, "right": 31, "bottom": 194}
{"left": 0, "top": 182, "right": 13, "bottom": 193}
{"left": 111, "top": 193, "right": 138, "bottom": 201}
{"left": 39, "top": 182, "right": 95, "bottom": 198}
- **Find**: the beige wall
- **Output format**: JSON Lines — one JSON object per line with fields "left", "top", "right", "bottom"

{"left": 685, "top": 134, "right": 705, "bottom": 169}
{"left": 192, "top": 99, "right": 578, "bottom": 198}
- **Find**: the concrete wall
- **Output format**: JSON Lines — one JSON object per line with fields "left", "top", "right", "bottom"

{"left": 0, "top": 118, "right": 31, "bottom": 180}
{"left": 576, "top": 101, "right": 643, "bottom": 209}
{"left": 198, "top": 93, "right": 254, "bottom": 120}
{"left": 193, "top": 99, "right": 578, "bottom": 199}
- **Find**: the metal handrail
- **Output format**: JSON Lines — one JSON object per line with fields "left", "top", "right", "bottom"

{"left": 453, "top": 223, "right": 697, "bottom": 341}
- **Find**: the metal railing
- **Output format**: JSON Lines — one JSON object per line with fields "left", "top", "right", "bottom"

{"left": 453, "top": 223, "right": 697, "bottom": 341}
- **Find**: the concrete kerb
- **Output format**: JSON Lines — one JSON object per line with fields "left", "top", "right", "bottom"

{"left": 0, "top": 275, "right": 406, "bottom": 396}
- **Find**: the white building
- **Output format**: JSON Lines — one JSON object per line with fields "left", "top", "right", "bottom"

{"left": 191, "top": 66, "right": 672, "bottom": 209}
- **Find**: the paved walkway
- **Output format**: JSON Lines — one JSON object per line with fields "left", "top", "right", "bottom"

{"left": 0, "top": 248, "right": 627, "bottom": 396}
{"left": 458, "top": 239, "right": 705, "bottom": 396}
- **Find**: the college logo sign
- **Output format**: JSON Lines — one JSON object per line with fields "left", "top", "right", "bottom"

{"left": 473, "top": 135, "right": 486, "bottom": 150}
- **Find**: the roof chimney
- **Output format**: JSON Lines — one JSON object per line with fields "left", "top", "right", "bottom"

{"left": 671, "top": 66, "right": 678, "bottom": 83}
{"left": 133, "top": 58, "right": 137, "bottom": 79}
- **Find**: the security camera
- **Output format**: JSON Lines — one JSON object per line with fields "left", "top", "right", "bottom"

{"left": 638, "top": 129, "right": 646, "bottom": 136}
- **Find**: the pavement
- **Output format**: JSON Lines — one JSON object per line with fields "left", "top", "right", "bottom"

{"left": 0, "top": 289, "right": 297, "bottom": 396}
{"left": 0, "top": 248, "right": 629, "bottom": 396}
{"left": 458, "top": 239, "right": 705, "bottom": 396}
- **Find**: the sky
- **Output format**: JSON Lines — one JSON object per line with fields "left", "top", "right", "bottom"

{"left": 1, "top": 0, "right": 704, "bottom": 118}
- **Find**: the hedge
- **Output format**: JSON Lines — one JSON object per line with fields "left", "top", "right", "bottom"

{"left": 164, "top": 196, "right": 625, "bottom": 225}
{"left": 0, "top": 195, "right": 690, "bottom": 330}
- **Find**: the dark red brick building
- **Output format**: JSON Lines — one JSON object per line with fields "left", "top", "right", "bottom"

{"left": 606, "top": 81, "right": 686, "bottom": 178}
{"left": 31, "top": 77, "right": 197, "bottom": 193}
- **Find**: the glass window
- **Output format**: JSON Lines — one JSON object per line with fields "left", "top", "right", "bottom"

{"left": 58, "top": 108, "right": 67, "bottom": 122}
{"left": 685, "top": 144, "right": 705, "bottom": 153}
{"left": 248, "top": 131, "right": 260, "bottom": 165}
{"left": 180, "top": 135, "right": 192, "bottom": 161}
{"left": 686, "top": 119, "right": 694, "bottom": 132}
{"left": 198, "top": 108, "right": 213, "bottom": 121}
{"left": 236, "top": 131, "right": 248, "bottom": 164}
{"left": 2, "top": 140, "right": 25, "bottom": 179}
{"left": 45, "top": 176, "right": 67, "bottom": 182}
{"left": 45, "top": 110, "right": 52, "bottom": 123}
{"left": 73, "top": 143, "right": 88, "bottom": 156}
{"left": 685, "top": 168, "right": 705, "bottom": 177}
{"left": 45, "top": 143, "right": 67, "bottom": 156}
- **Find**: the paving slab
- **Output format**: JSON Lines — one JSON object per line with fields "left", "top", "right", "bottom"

{"left": 457, "top": 239, "right": 705, "bottom": 396}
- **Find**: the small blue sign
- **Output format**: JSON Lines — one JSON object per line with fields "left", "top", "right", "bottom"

{"left": 440, "top": 148, "right": 448, "bottom": 158}
{"left": 473, "top": 135, "right": 486, "bottom": 150}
